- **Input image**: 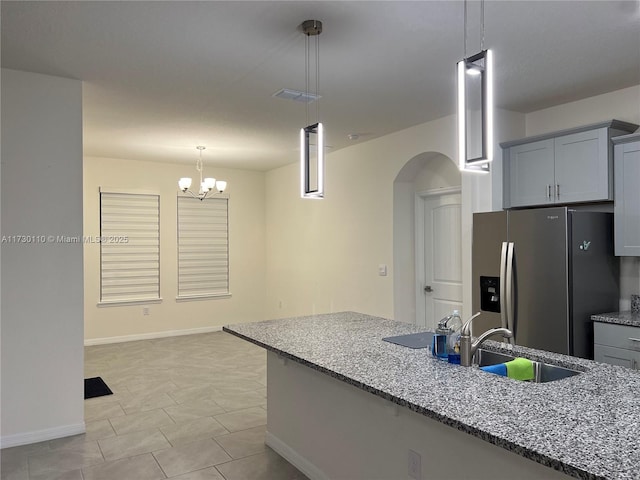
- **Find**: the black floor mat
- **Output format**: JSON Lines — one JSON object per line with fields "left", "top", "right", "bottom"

{"left": 84, "top": 377, "right": 113, "bottom": 399}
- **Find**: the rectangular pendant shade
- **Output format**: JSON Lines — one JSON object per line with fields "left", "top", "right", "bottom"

{"left": 457, "top": 49, "right": 493, "bottom": 173}
{"left": 301, "top": 122, "right": 324, "bottom": 198}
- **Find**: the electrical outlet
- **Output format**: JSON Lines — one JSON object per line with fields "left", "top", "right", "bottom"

{"left": 408, "top": 449, "right": 421, "bottom": 480}
{"left": 142, "top": 306, "right": 149, "bottom": 316}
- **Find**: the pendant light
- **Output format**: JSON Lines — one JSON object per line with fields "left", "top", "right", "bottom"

{"left": 457, "top": 0, "right": 493, "bottom": 173}
{"left": 178, "top": 146, "right": 227, "bottom": 200}
{"left": 300, "top": 19, "right": 324, "bottom": 199}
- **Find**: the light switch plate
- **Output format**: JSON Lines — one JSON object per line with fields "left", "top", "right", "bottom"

{"left": 378, "top": 264, "right": 387, "bottom": 276}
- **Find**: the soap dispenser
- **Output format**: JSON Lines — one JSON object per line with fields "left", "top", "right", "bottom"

{"left": 447, "top": 310, "right": 463, "bottom": 364}
{"left": 433, "top": 316, "right": 453, "bottom": 360}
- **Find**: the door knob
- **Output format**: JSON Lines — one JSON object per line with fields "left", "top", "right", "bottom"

{"left": 424, "top": 285, "right": 433, "bottom": 293}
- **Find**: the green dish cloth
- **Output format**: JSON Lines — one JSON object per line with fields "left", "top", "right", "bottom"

{"left": 505, "top": 357, "right": 535, "bottom": 381}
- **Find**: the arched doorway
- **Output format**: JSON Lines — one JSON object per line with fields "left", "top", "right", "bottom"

{"left": 393, "top": 152, "right": 462, "bottom": 328}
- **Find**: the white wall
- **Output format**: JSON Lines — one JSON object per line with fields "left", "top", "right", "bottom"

{"left": 525, "top": 85, "right": 640, "bottom": 137}
{"left": 83, "top": 156, "right": 266, "bottom": 342}
{"left": 265, "top": 115, "right": 455, "bottom": 321}
{"left": 264, "top": 109, "right": 522, "bottom": 322}
{"left": 411, "top": 154, "right": 462, "bottom": 192}
{"left": 1, "top": 69, "right": 85, "bottom": 446}
{"left": 524, "top": 84, "right": 640, "bottom": 309}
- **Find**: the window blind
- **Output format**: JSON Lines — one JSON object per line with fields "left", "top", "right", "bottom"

{"left": 177, "top": 196, "right": 229, "bottom": 298}
{"left": 100, "top": 191, "right": 160, "bottom": 303}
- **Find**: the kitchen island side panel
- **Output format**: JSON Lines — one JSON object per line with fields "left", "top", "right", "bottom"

{"left": 266, "top": 352, "right": 570, "bottom": 480}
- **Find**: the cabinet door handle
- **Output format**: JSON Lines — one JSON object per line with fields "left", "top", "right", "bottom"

{"left": 629, "top": 337, "right": 640, "bottom": 342}
{"left": 556, "top": 184, "right": 560, "bottom": 198}
{"left": 547, "top": 185, "right": 552, "bottom": 199}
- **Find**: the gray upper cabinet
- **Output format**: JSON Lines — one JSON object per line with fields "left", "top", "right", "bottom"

{"left": 503, "top": 120, "right": 638, "bottom": 209}
{"left": 613, "top": 132, "right": 640, "bottom": 256}
{"left": 554, "top": 129, "right": 609, "bottom": 204}
{"left": 506, "top": 139, "right": 555, "bottom": 207}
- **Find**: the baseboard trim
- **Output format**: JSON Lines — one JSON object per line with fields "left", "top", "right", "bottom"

{"left": 85, "top": 325, "right": 223, "bottom": 346}
{"left": 0, "top": 422, "right": 86, "bottom": 449}
{"left": 265, "top": 431, "right": 329, "bottom": 480}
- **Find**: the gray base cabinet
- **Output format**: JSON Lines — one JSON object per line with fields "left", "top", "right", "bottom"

{"left": 594, "top": 321, "right": 640, "bottom": 370}
{"left": 613, "top": 133, "right": 640, "bottom": 256}
{"left": 594, "top": 344, "right": 640, "bottom": 369}
{"left": 502, "top": 120, "right": 638, "bottom": 209}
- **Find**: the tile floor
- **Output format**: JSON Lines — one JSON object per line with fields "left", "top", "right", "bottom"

{"left": 0, "top": 331, "right": 308, "bottom": 480}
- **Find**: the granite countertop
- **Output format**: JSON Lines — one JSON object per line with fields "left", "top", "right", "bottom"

{"left": 224, "top": 312, "right": 640, "bottom": 480}
{"left": 592, "top": 311, "right": 640, "bottom": 328}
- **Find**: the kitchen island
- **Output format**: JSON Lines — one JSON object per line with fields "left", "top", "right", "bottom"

{"left": 224, "top": 312, "right": 640, "bottom": 480}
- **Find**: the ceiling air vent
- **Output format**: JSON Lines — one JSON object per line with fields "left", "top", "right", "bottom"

{"left": 272, "top": 88, "right": 321, "bottom": 103}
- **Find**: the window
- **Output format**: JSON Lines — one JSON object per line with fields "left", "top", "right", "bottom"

{"left": 99, "top": 190, "right": 160, "bottom": 304}
{"left": 177, "top": 196, "right": 229, "bottom": 299}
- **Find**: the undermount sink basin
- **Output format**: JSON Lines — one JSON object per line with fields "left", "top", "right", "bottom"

{"left": 474, "top": 348, "right": 582, "bottom": 383}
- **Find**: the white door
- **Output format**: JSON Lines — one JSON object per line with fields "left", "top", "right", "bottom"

{"left": 421, "top": 193, "right": 462, "bottom": 329}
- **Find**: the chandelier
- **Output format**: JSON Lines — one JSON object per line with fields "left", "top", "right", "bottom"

{"left": 178, "top": 146, "right": 227, "bottom": 200}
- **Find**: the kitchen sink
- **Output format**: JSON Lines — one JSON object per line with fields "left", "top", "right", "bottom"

{"left": 474, "top": 348, "right": 582, "bottom": 383}
{"left": 475, "top": 349, "right": 515, "bottom": 367}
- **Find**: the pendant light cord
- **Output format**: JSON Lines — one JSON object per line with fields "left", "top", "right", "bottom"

{"left": 303, "top": 23, "right": 321, "bottom": 127}
{"left": 481, "top": 0, "right": 485, "bottom": 51}
{"left": 463, "top": 0, "right": 467, "bottom": 59}
{"left": 464, "top": 0, "right": 486, "bottom": 57}
{"left": 196, "top": 148, "right": 204, "bottom": 186}
{"left": 315, "top": 32, "right": 320, "bottom": 124}
{"left": 305, "top": 33, "right": 309, "bottom": 127}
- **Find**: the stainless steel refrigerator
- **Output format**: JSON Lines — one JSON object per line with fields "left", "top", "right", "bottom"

{"left": 472, "top": 207, "right": 619, "bottom": 359}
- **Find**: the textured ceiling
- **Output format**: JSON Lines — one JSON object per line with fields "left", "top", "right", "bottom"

{"left": 2, "top": 1, "right": 639, "bottom": 170}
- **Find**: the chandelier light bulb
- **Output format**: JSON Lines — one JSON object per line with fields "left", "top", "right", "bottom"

{"left": 216, "top": 181, "right": 227, "bottom": 193}
{"left": 179, "top": 177, "right": 192, "bottom": 191}
{"left": 203, "top": 177, "right": 216, "bottom": 190}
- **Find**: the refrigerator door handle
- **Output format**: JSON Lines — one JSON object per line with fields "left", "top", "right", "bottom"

{"left": 500, "top": 242, "right": 508, "bottom": 331}
{"left": 506, "top": 242, "right": 515, "bottom": 345}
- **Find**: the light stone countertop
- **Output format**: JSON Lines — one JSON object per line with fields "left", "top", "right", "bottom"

{"left": 224, "top": 312, "right": 640, "bottom": 480}
{"left": 592, "top": 311, "right": 640, "bottom": 328}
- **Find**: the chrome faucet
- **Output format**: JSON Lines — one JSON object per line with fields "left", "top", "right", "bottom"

{"left": 459, "top": 312, "right": 514, "bottom": 367}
